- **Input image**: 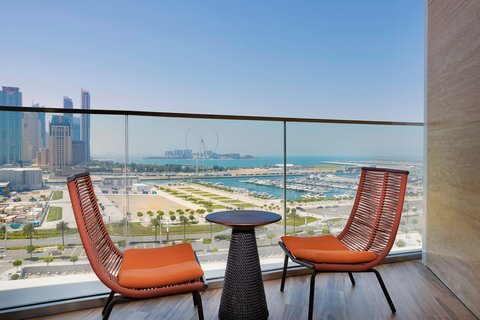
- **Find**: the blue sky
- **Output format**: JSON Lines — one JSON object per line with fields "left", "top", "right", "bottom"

{"left": 1, "top": 1, "right": 424, "bottom": 122}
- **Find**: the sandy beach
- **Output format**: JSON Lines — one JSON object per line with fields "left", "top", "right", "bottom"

{"left": 105, "top": 194, "right": 190, "bottom": 214}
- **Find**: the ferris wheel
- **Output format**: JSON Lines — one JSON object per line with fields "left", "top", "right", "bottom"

{"left": 185, "top": 125, "right": 219, "bottom": 173}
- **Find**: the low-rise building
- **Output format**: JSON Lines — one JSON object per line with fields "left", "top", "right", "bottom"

{"left": 101, "top": 176, "right": 139, "bottom": 188}
{"left": 0, "top": 168, "right": 43, "bottom": 191}
{"left": 0, "top": 181, "right": 10, "bottom": 195}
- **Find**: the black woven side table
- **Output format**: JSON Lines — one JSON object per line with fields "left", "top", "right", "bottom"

{"left": 206, "top": 210, "right": 281, "bottom": 320}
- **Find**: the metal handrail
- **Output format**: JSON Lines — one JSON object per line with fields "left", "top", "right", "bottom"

{"left": 0, "top": 105, "right": 423, "bottom": 126}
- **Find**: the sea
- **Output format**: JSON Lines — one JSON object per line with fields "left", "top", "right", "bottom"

{"left": 121, "top": 155, "right": 420, "bottom": 168}
{"left": 147, "top": 175, "right": 308, "bottom": 200}
{"left": 86, "top": 155, "right": 421, "bottom": 201}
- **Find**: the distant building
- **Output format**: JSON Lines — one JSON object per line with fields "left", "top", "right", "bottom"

{"left": 63, "top": 96, "right": 74, "bottom": 129}
{"left": 101, "top": 176, "right": 139, "bottom": 188}
{"left": 223, "top": 153, "right": 241, "bottom": 159}
{"left": 72, "top": 141, "right": 85, "bottom": 165}
{"left": 35, "top": 148, "right": 49, "bottom": 169}
{"left": 63, "top": 96, "right": 73, "bottom": 109}
{"left": 0, "top": 168, "right": 42, "bottom": 191}
{"left": 81, "top": 89, "right": 90, "bottom": 164}
{"left": 0, "top": 86, "right": 23, "bottom": 165}
{"left": 21, "top": 103, "right": 43, "bottom": 162}
{"left": 132, "top": 183, "right": 150, "bottom": 193}
{"left": 33, "top": 103, "right": 47, "bottom": 148}
{"left": 165, "top": 149, "right": 193, "bottom": 159}
{"left": 72, "top": 116, "right": 81, "bottom": 141}
{"left": 48, "top": 115, "right": 72, "bottom": 173}
{"left": 0, "top": 182, "right": 10, "bottom": 195}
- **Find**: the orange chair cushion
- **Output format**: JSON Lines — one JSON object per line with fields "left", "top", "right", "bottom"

{"left": 281, "top": 235, "right": 377, "bottom": 264}
{"left": 118, "top": 243, "right": 204, "bottom": 289}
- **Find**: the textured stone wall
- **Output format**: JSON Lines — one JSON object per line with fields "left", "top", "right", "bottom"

{"left": 427, "top": 0, "right": 480, "bottom": 317}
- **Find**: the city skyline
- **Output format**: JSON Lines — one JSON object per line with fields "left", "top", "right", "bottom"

{"left": 0, "top": 86, "right": 92, "bottom": 171}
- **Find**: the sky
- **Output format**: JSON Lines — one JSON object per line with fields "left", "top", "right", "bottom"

{"left": 1, "top": 1, "right": 424, "bottom": 119}
{"left": 1, "top": 1, "right": 424, "bottom": 158}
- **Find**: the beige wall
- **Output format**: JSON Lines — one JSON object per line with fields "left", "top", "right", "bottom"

{"left": 427, "top": 0, "right": 480, "bottom": 317}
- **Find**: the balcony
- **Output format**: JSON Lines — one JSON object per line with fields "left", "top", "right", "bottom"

{"left": 0, "top": 106, "right": 425, "bottom": 318}
{"left": 19, "top": 261, "right": 478, "bottom": 319}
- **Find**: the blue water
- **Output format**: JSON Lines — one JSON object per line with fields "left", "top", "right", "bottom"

{"left": 127, "top": 155, "right": 403, "bottom": 168}
{"left": 148, "top": 175, "right": 347, "bottom": 200}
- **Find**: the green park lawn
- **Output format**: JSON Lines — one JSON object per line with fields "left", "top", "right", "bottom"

{"left": 47, "top": 206, "right": 63, "bottom": 221}
{"left": 51, "top": 191, "right": 63, "bottom": 201}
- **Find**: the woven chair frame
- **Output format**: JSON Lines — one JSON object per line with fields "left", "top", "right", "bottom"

{"left": 279, "top": 167, "right": 409, "bottom": 319}
{"left": 67, "top": 172, "right": 206, "bottom": 300}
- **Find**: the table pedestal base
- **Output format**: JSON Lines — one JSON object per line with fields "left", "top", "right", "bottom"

{"left": 219, "top": 228, "right": 269, "bottom": 320}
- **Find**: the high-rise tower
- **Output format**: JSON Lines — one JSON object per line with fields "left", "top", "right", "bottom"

{"left": 63, "top": 96, "right": 80, "bottom": 141}
{"left": 81, "top": 89, "right": 90, "bottom": 164}
{"left": 63, "top": 96, "right": 73, "bottom": 109}
{"left": 21, "top": 103, "right": 43, "bottom": 162}
{"left": 63, "top": 96, "right": 74, "bottom": 128}
{"left": 48, "top": 115, "right": 72, "bottom": 173}
{"left": 0, "top": 86, "right": 23, "bottom": 164}
{"left": 34, "top": 103, "right": 47, "bottom": 148}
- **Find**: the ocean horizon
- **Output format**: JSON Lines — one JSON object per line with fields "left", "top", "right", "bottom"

{"left": 94, "top": 155, "right": 423, "bottom": 168}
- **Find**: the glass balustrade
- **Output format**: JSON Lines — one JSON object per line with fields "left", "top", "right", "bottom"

{"left": 0, "top": 107, "right": 423, "bottom": 309}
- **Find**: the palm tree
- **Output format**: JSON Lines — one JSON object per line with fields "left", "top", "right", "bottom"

{"left": 180, "top": 215, "right": 189, "bottom": 241}
{"left": 69, "top": 255, "right": 78, "bottom": 266}
{"left": 150, "top": 216, "right": 161, "bottom": 243}
{"left": 23, "top": 223, "right": 35, "bottom": 247}
{"left": 12, "top": 259, "right": 22, "bottom": 272}
{"left": 26, "top": 245, "right": 36, "bottom": 259}
{"left": 43, "top": 256, "right": 54, "bottom": 272}
{"left": 56, "top": 221, "right": 69, "bottom": 246}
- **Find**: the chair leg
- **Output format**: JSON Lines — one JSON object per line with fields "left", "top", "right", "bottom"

{"left": 280, "top": 254, "right": 289, "bottom": 292}
{"left": 370, "top": 269, "right": 396, "bottom": 313}
{"left": 103, "top": 296, "right": 128, "bottom": 320}
{"left": 348, "top": 272, "right": 356, "bottom": 286}
{"left": 192, "top": 291, "right": 204, "bottom": 320}
{"left": 192, "top": 292, "right": 197, "bottom": 306}
{"left": 308, "top": 271, "right": 318, "bottom": 320}
{"left": 102, "top": 290, "right": 115, "bottom": 316}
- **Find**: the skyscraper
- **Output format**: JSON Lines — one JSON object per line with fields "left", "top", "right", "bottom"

{"left": 81, "top": 89, "right": 90, "bottom": 164}
{"left": 63, "top": 96, "right": 81, "bottom": 141}
{"left": 72, "top": 117, "right": 81, "bottom": 142}
{"left": 63, "top": 96, "right": 74, "bottom": 130}
{"left": 21, "top": 103, "right": 43, "bottom": 162}
{"left": 0, "top": 86, "right": 23, "bottom": 165}
{"left": 33, "top": 103, "right": 47, "bottom": 148}
{"left": 63, "top": 96, "right": 73, "bottom": 109}
{"left": 48, "top": 115, "right": 72, "bottom": 173}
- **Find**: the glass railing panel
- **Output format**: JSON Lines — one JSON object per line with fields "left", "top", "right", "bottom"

{"left": 126, "top": 116, "right": 284, "bottom": 276}
{"left": 286, "top": 122, "right": 424, "bottom": 253}
{"left": 0, "top": 107, "right": 424, "bottom": 310}
{"left": 0, "top": 110, "right": 126, "bottom": 308}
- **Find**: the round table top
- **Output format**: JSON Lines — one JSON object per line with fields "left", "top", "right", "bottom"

{"left": 205, "top": 210, "right": 282, "bottom": 228}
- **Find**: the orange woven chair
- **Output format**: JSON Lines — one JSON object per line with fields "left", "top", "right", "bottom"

{"left": 67, "top": 172, "right": 207, "bottom": 320}
{"left": 279, "top": 167, "right": 409, "bottom": 320}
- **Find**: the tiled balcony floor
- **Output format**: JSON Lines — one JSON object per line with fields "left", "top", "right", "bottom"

{"left": 32, "top": 260, "right": 476, "bottom": 320}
